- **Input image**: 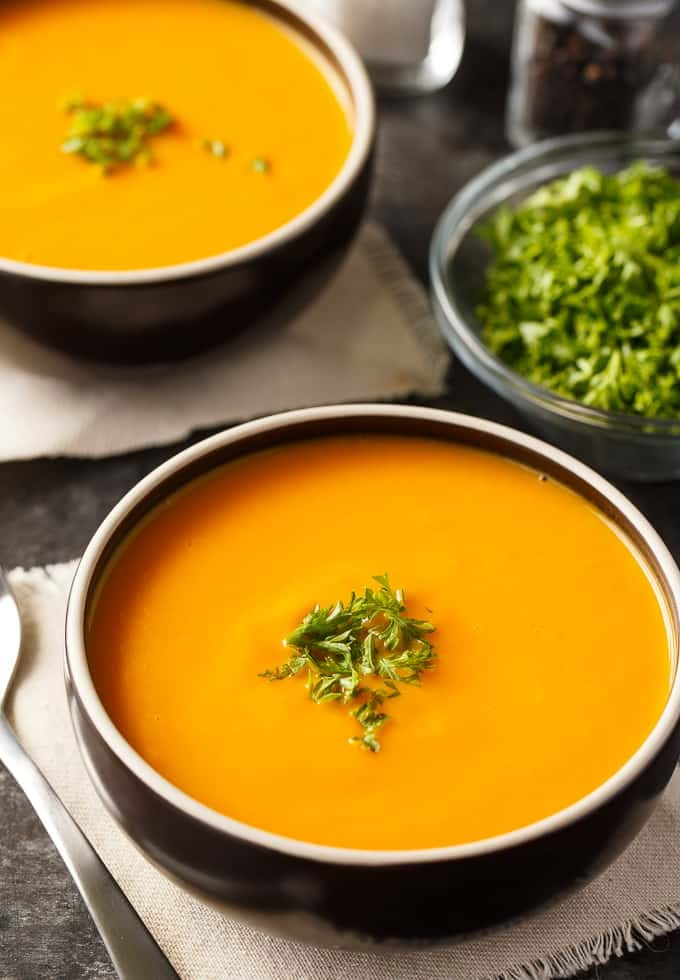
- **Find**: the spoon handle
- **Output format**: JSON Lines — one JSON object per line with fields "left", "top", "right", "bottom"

{"left": 0, "top": 714, "right": 181, "bottom": 980}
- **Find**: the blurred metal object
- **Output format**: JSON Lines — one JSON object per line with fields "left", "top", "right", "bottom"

{"left": 304, "top": 0, "right": 465, "bottom": 94}
{"left": 635, "top": 62, "right": 680, "bottom": 133}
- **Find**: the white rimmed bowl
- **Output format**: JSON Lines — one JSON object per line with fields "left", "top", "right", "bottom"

{"left": 65, "top": 404, "right": 680, "bottom": 944}
{"left": 1, "top": 0, "right": 374, "bottom": 363}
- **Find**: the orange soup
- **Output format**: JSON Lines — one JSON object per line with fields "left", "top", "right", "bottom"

{"left": 88, "top": 437, "right": 672, "bottom": 850}
{"left": 0, "top": 0, "right": 352, "bottom": 270}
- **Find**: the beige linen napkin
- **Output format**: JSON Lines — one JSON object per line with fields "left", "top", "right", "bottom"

{"left": 0, "top": 223, "right": 448, "bottom": 462}
{"left": 7, "top": 561, "right": 680, "bottom": 980}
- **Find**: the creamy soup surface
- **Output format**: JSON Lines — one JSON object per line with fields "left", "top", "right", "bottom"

{"left": 0, "top": 0, "right": 352, "bottom": 269}
{"left": 88, "top": 436, "right": 672, "bottom": 850}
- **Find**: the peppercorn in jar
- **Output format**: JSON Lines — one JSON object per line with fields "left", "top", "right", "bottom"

{"left": 506, "top": 0, "right": 677, "bottom": 146}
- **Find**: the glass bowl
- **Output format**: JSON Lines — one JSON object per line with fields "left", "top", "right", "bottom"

{"left": 430, "top": 132, "right": 680, "bottom": 482}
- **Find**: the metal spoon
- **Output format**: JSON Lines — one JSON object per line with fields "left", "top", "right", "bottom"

{"left": 0, "top": 566, "right": 181, "bottom": 980}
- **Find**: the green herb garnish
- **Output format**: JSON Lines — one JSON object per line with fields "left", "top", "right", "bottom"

{"left": 260, "top": 574, "right": 436, "bottom": 752}
{"left": 477, "top": 162, "right": 680, "bottom": 419}
{"left": 204, "top": 139, "right": 228, "bottom": 159}
{"left": 251, "top": 156, "right": 270, "bottom": 174}
{"left": 61, "top": 96, "right": 173, "bottom": 174}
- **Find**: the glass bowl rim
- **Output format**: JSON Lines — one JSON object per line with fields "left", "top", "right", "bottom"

{"left": 429, "top": 130, "right": 680, "bottom": 438}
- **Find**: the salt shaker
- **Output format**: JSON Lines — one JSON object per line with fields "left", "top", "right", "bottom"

{"left": 507, "top": 0, "right": 678, "bottom": 147}
{"left": 304, "top": 0, "right": 465, "bottom": 94}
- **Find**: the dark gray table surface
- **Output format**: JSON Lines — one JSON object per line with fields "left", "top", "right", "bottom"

{"left": 2, "top": 2, "right": 680, "bottom": 977}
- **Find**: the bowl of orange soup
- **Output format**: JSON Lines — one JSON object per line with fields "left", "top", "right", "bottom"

{"left": 65, "top": 404, "right": 680, "bottom": 942}
{"left": 0, "top": 0, "right": 373, "bottom": 361}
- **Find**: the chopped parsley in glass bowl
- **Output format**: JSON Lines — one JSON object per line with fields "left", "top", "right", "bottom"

{"left": 430, "top": 133, "right": 680, "bottom": 481}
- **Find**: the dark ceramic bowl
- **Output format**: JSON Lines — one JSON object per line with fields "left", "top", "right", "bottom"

{"left": 65, "top": 404, "right": 680, "bottom": 945}
{"left": 1, "top": 0, "right": 374, "bottom": 364}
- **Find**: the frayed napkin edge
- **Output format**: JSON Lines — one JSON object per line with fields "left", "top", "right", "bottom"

{"left": 491, "top": 902, "right": 680, "bottom": 980}
{"left": 361, "top": 223, "right": 449, "bottom": 394}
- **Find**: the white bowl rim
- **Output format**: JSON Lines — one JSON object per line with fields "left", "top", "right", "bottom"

{"left": 66, "top": 402, "right": 680, "bottom": 867}
{"left": 0, "top": 0, "right": 374, "bottom": 287}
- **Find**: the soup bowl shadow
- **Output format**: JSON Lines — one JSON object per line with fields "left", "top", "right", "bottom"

{"left": 65, "top": 404, "right": 680, "bottom": 945}
{"left": 0, "top": 0, "right": 374, "bottom": 364}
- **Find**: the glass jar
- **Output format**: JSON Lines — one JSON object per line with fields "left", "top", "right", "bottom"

{"left": 507, "top": 0, "right": 678, "bottom": 147}
{"left": 303, "top": 0, "right": 465, "bottom": 95}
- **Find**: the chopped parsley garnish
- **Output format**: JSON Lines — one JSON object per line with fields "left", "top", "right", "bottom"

{"left": 61, "top": 96, "right": 173, "bottom": 174}
{"left": 251, "top": 156, "right": 270, "bottom": 174}
{"left": 203, "top": 138, "right": 228, "bottom": 159}
{"left": 260, "top": 574, "right": 436, "bottom": 752}
{"left": 477, "top": 162, "right": 680, "bottom": 419}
